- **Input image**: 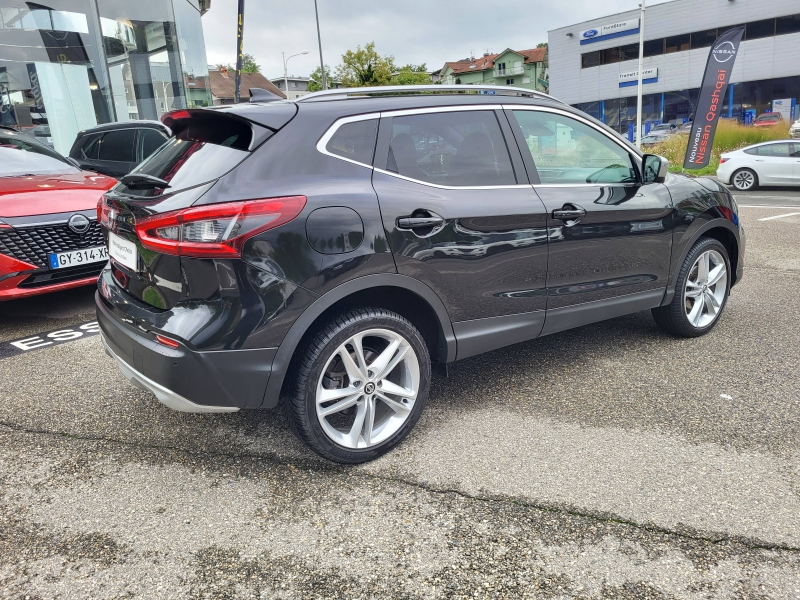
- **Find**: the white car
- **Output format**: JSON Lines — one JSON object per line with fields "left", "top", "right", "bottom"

{"left": 790, "top": 120, "right": 800, "bottom": 139}
{"left": 716, "top": 140, "right": 800, "bottom": 191}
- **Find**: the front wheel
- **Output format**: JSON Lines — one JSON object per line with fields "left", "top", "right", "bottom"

{"left": 283, "top": 308, "right": 430, "bottom": 463}
{"left": 731, "top": 168, "right": 758, "bottom": 191}
{"left": 652, "top": 237, "right": 731, "bottom": 337}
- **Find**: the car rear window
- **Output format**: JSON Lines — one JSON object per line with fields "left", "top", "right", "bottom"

{"left": 0, "top": 132, "right": 78, "bottom": 177}
{"left": 116, "top": 112, "right": 254, "bottom": 197}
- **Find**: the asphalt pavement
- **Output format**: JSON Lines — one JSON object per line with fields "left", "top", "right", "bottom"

{"left": 1, "top": 189, "right": 799, "bottom": 598}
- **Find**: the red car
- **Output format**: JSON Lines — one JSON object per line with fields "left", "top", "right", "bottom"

{"left": 0, "top": 128, "right": 117, "bottom": 300}
{"left": 752, "top": 113, "right": 784, "bottom": 128}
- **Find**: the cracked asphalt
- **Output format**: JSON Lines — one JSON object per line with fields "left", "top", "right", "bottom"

{"left": 1, "top": 190, "right": 799, "bottom": 598}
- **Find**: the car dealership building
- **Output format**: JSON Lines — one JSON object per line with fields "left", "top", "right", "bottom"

{"left": 0, "top": 0, "right": 212, "bottom": 155}
{"left": 548, "top": 0, "right": 800, "bottom": 133}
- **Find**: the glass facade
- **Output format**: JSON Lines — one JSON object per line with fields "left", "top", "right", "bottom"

{"left": 574, "top": 76, "right": 800, "bottom": 134}
{"left": 0, "top": 0, "right": 210, "bottom": 154}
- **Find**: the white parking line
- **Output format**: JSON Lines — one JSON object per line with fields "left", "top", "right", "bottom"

{"left": 739, "top": 205, "right": 800, "bottom": 209}
{"left": 757, "top": 212, "right": 800, "bottom": 222}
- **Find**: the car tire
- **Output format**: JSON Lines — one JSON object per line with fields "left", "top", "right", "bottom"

{"left": 652, "top": 237, "right": 731, "bottom": 338}
{"left": 730, "top": 168, "right": 758, "bottom": 191}
{"left": 282, "top": 308, "right": 431, "bottom": 464}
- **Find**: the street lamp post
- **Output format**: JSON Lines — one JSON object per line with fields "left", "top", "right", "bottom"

{"left": 635, "top": 0, "right": 646, "bottom": 148}
{"left": 283, "top": 51, "right": 309, "bottom": 100}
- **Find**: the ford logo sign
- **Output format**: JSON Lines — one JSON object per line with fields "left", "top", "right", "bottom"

{"left": 583, "top": 29, "right": 599, "bottom": 38}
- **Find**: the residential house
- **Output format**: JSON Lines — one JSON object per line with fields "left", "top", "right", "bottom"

{"left": 271, "top": 76, "right": 310, "bottom": 100}
{"left": 439, "top": 47, "right": 548, "bottom": 92}
{"left": 208, "top": 67, "right": 285, "bottom": 104}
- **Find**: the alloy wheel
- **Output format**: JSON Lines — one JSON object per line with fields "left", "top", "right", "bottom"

{"left": 733, "top": 170, "right": 755, "bottom": 190}
{"left": 683, "top": 249, "right": 727, "bottom": 329}
{"left": 315, "top": 328, "right": 420, "bottom": 449}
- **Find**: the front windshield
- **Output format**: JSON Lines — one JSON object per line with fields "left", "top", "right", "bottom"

{"left": 0, "top": 132, "right": 78, "bottom": 178}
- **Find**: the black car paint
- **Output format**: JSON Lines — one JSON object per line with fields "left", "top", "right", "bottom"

{"left": 97, "top": 94, "right": 744, "bottom": 411}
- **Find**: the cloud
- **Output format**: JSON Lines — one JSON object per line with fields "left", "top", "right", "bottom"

{"left": 200, "top": 0, "right": 668, "bottom": 78}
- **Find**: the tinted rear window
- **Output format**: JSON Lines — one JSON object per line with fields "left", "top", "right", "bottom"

{"left": 117, "top": 113, "right": 253, "bottom": 197}
{"left": 98, "top": 129, "right": 136, "bottom": 162}
{"left": 326, "top": 119, "right": 378, "bottom": 166}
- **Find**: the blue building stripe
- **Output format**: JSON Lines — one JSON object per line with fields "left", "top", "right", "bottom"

{"left": 580, "top": 28, "right": 640, "bottom": 45}
{"left": 619, "top": 77, "right": 658, "bottom": 88}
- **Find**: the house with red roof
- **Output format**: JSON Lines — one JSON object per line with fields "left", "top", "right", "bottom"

{"left": 439, "top": 47, "right": 548, "bottom": 92}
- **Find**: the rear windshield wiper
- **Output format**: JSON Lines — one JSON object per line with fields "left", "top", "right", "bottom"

{"left": 121, "top": 173, "right": 171, "bottom": 189}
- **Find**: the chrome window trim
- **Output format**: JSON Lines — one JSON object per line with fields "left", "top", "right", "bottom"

{"left": 316, "top": 112, "right": 381, "bottom": 170}
{"left": 373, "top": 168, "right": 529, "bottom": 191}
{"left": 317, "top": 105, "right": 520, "bottom": 188}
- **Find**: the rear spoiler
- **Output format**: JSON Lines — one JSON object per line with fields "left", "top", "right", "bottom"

{"left": 249, "top": 88, "right": 283, "bottom": 103}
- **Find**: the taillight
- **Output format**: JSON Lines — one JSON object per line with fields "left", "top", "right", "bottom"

{"left": 719, "top": 157, "right": 728, "bottom": 164}
{"left": 134, "top": 196, "right": 307, "bottom": 258}
{"left": 98, "top": 197, "right": 116, "bottom": 228}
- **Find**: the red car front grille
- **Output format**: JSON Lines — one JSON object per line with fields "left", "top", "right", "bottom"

{"left": 0, "top": 221, "right": 104, "bottom": 268}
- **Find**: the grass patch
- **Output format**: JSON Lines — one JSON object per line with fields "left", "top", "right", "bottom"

{"left": 647, "top": 119, "right": 791, "bottom": 176}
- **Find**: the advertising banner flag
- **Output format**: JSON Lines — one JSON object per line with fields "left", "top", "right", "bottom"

{"left": 683, "top": 26, "right": 744, "bottom": 170}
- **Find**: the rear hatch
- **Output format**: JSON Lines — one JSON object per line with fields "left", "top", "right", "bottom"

{"left": 100, "top": 106, "right": 294, "bottom": 309}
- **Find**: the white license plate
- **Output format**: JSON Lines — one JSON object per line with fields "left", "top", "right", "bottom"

{"left": 48, "top": 246, "right": 108, "bottom": 270}
{"left": 108, "top": 232, "right": 138, "bottom": 271}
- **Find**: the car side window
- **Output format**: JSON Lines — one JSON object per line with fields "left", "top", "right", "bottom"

{"left": 758, "top": 143, "right": 790, "bottom": 157}
{"left": 512, "top": 110, "right": 637, "bottom": 185}
{"left": 138, "top": 129, "right": 168, "bottom": 160}
{"left": 325, "top": 119, "right": 378, "bottom": 166}
{"left": 97, "top": 129, "right": 135, "bottom": 162}
{"left": 81, "top": 133, "right": 102, "bottom": 160}
{"left": 386, "top": 111, "right": 516, "bottom": 187}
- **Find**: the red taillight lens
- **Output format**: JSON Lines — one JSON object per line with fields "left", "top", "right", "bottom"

{"left": 155, "top": 334, "right": 180, "bottom": 349}
{"left": 719, "top": 157, "right": 728, "bottom": 164}
{"left": 98, "top": 197, "right": 116, "bottom": 228}
{"left": 135, "top": 196, "right": 307, "bottom": 258}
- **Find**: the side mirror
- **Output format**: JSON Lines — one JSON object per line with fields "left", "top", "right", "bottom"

{"left": 642, "top": 154, "right": 669, "bottom": 184}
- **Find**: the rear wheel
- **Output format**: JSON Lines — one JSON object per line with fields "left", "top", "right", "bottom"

{"left": 652, "top": 237, "right": 730, "bottom": 337}
{"left": 283, "top": 308, "right": 430, "bottom": 463}
{"left": 731, "top": 168, "right": 758, "bottom": 191}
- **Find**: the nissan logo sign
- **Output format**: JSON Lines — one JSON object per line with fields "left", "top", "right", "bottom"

{"left": 583, "top": 29, "right": 599, "bottom": 38}
{"left": 712, "top": 40, "right": 736, "bottom": 62}
{"left": 68, "top": 214, "right": 91, "bottom": 234}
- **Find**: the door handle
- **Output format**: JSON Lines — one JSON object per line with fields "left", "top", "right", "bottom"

{"left": 397, "top": 215, "right": 444, "bottom": 229}
{"left": 552, "top": 206, "right": 586, "bottom": 220}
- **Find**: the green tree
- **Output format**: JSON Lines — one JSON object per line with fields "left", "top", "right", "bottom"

{"left": 217, "top": 53, "right": 261, "bottom": 74}
{"left": 307, "top": 65, "right": 333, "bottom": 92}
{"left": 536, "top": 42, "right": 548, "bottom": 48}
{"left": 335, "top": 42, "right": 395, "bottom": 87}
{"left": 393, "top": 63, "right": 430, "bottom": 85}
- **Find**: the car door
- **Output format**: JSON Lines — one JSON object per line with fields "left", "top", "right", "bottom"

{"left": 505, "top": 106, "right": 674, "bottom": 335}
{"left": 791, "top": 143, "right": 800, "bottom": 183}
{"left": 95, "top": 129, "right": 137, "bottom": 178}
{"left": 754, "top": 142, "right": 796, "bottom": 184}
{"left": 370, "top": 106, "right": 550, "bottom": 359}
{"left": 137, "top": 128, "right": 169, "bottom": 163}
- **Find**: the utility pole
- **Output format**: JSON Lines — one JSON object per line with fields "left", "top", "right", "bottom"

{"left": 635, "top": 0, "right": 646, "bottom": 148}
{"left": 313, "top": 0, "right": 327, "bottom": 90}
{"left": 234, "top": 0, "right": 245, "bottom": 103}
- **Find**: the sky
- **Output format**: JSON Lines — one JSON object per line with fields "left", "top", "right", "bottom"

{"left": 200, "top": 0, "right": 673, "bottom": 80}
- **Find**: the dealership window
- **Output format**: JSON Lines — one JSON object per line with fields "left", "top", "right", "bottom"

{"left": 581, "top": 51, "right": 601, "bottom": 68}
{"left": 665, "top": 33, "right": 690, "bottom": 53}
{"left": 691, "top": 28, "right": 718, "bottom": 49}
{"left": 619, "top": 43, "right": 639, "bottom": 61}
{"left": 746, "top": 19, "right": 775, "bottom": 40}
{"left": 776, "top": 14, "right": 800, "bottom": 35}
{"left": 643, "top": 38, "right": 664, "bottom": 57}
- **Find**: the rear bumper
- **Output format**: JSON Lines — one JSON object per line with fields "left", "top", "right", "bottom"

{"left": 96, "top": 291, "right": 277, "bottom": 410}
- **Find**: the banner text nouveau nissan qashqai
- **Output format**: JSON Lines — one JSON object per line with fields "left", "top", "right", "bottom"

{"left": 96, "top": 86, "right": 745, "bottom": 463}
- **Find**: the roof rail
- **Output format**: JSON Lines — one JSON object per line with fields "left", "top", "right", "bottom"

{"left": 296, "top": 84, "right": 564, "bottom": 104}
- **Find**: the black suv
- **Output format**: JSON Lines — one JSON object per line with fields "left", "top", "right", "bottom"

{"left": 69, "top": 121, "right": 170, "bottom": 178}
{"left": 96, "top": 86, "right": 745, "bottom": 463}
